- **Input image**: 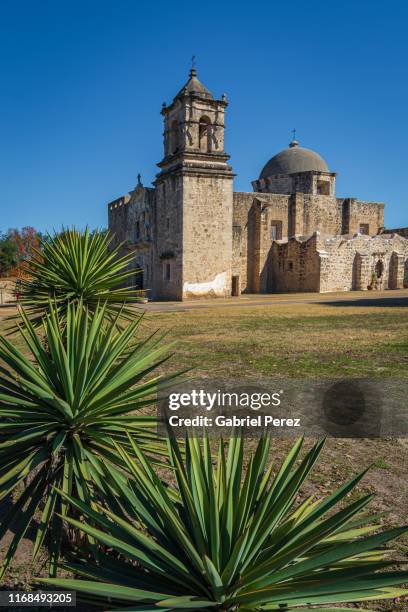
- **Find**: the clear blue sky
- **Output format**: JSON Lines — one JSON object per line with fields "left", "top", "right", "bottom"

{"left": 0, "top": 0, "right": 407, "bottom": 232}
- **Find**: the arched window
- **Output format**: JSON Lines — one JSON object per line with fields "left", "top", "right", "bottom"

{"left": 375, "top": 260, "right": 384, "bottom": 278}
{"left": 199, "top": 116, "right": 211, "bottom": 152}
{"left": 171, "top": 120, "right": 179, "bottom": 154}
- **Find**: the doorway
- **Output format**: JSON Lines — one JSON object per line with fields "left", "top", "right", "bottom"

{"left": 135, "top": 268, "right": 144, "bottom": 290}
{"left": 231, "top": 275, "right": 240, "bottom": 296}
{"left": 375, "top": 260, "right": 384, "bottom": 278}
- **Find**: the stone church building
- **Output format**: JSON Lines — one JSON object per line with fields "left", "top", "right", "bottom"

{"left": 108, "top": 68, "right": 408, "bottom": 300}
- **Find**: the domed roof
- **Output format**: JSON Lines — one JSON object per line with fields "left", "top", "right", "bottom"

{"left": 260, "top": 140, "right": 329, "bottom": 179}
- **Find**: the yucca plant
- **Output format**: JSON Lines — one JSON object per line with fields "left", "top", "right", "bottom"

{"left": 12, "top": 227, "right": 142, "bottom": 327}
{"left": 41, "top": 433, "right": 408, "bottom": 610}
{"left": 0, "top": 301, "right": 177, "bottom": 578}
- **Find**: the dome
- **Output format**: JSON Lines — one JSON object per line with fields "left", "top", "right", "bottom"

{"left": 260, "top": 140, "right": 329, "bottom": 179}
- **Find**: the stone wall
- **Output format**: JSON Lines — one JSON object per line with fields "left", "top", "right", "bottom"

{"left": 153, "top": 174, "right": 184, "bottom": 300}
{"left": 108, "top": 194, "right": 131, "bottom": 245}
{"left": 0, "top": 277, "right": 16, "bottom": 304}
{"left": 252, "top": 171, "right": 336, "bottom": 196}
{"left": 293, "top": 172, "right": 336, "bottom": 196}
{"left": 108, "top": 186, "right": 155, "bottom": 292}
{"left": 231, "top": 191, "right": 389, "bottom": 295}
{"left": 382, "top": 227, "right": 408, "bottom": 238}
{"left": 232, "top": 192, "right": 252, "bottom": 292}
{"left": 270, "top": 235, "right": 321, "bottom": 292}
{"left": 313, "top": 173, "right": 336, "bottom": 196}
{"left": 256, "top": 195, "right": 291, "bottom": 292}
{"left": 269, "top": 233, "right": 408, "bottom": 293}
{"left": 182, "top": 174, "right": 233, "bottom": 298}
{"left": 251, "top": 174, "right": 293, "bottom": 194}
{"left": 340, "top": 199, "right": 384, "bottom": 235}
{"left": 318, "top": 233, "right": 408, "bottom": 292}
{"left": 232, "top": 192, "right": 291, "bottom": 293}
{"left": 301, "top": 194, "right": 343, "bottom": 236}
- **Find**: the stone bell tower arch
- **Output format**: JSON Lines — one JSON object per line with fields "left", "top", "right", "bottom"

{"left": 153, "top": 66, "right": 234, "bottom": 300}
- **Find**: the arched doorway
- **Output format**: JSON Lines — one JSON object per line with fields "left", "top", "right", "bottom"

{"left": 375, "top": 260, "right": 384, "bottom": 278}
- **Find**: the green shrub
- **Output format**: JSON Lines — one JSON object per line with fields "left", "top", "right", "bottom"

{"left": 0, "top": 233, "right": 18, "bottom": 276}
{"left": 41, "top": 433, "right": 408, "bottom": 610}
{"left": 14, "top": 227, "right": 142, "bottom": 327}
{"left": 0, "top": 301, "right": 175, "bottom": 577}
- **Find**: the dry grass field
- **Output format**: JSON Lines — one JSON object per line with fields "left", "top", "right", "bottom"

{"left": 143, "top": 298, "right": 408, "bottom": 379}
{"left": 1, "top": 297, "right": 408, "bottom": 609}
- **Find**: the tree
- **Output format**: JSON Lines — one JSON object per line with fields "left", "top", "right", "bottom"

{"left": 0, "top": 233, "right": 18, "bottom": 276}
{"left": 0, "top": 227, "right": 42, "bottom": 278}
{"left": 8, "top": 226, "right": 42, "bottom": 277}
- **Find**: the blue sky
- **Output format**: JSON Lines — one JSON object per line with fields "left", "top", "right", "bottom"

{"left": 0, "top": 0, "right": 407, "bottom": 232}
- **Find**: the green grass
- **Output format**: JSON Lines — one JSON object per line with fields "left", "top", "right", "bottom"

{"left": 4, "top": 302, "right": 407, "bottom": 380}
{"left": 142, "top": 303, "right": 408, "bottom": 379}
{"left": 374, "top": 458, "right": 391, "bottom": 470}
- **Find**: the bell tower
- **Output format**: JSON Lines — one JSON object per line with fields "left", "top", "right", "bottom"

{"left": 153, "top": 67, "right": 234, "bottom": 300}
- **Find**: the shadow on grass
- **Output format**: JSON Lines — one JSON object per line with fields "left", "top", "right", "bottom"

{"left": 322, "top": 296, "right": 408, "bottom": 308}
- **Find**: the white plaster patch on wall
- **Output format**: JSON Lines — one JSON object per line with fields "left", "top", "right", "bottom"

{"left": 183, "top": 272, "right": 227, "bottom": 296}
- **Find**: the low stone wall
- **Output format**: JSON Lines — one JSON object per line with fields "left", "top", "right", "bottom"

{"left": 269, "top": 233, "right": 408, "bottom": 293}
{"left": 0, "top": 278, "right": 16, "bottom": 304}
{"left": 318, "top": 233, "right": 408, "bottom": 292}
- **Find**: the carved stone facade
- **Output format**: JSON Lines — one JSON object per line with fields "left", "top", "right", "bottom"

{"left": 107, "top": 70, "right": 408, "bottom": 299}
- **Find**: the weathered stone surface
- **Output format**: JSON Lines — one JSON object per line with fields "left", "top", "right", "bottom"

{"left": 270, "top": 234, "right": 408, "bottom": 293}
{"left": 382, "top": 227, "right": 408, "bottom": 238}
